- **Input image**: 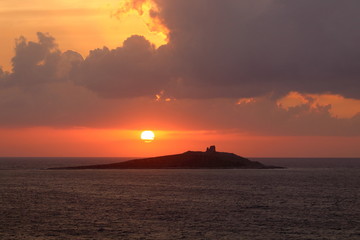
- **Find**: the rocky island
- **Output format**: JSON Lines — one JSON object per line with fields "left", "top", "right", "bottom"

{"left": 50, "top": 146, "right": 282, "bottom": 169}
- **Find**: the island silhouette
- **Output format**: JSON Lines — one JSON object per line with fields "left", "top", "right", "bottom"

{"left": 50, "top": 146, "right": 282, "bottom": 169}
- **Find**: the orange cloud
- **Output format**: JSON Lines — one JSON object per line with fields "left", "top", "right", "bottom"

{"left": 237, "top": 97, "right": 256, "bottom": 105}
{"left": 278, "top": 92, "right": 360, "bottom": 119}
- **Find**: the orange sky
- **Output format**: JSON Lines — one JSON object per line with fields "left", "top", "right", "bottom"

{"left": 0, "top": 0, "right": 359, "bottom": 157}
{"left": 0, "top": 127, "right": 359, "bottom": 158}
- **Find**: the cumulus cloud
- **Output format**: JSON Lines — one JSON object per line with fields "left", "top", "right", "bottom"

{"left": 0, "top": 33, "right": 98, "bottom": 127}
{"left": 8, "top": 33, "right": 62, "bottom": 88}
{"left": 5, "top": 1, "right": 360, "bottom": 100}
{"left": 74, "top": 35, "right": 170, "bottom": 98}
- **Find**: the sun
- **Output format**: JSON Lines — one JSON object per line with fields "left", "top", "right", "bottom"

{"left": 141, "top": 130, "right": 155, "bottom": 142}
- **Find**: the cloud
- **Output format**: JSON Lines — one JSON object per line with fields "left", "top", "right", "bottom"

{"left": 53, "top": 0, "right": 360, "bottom": 100}
{"left": 74, "top": 35, "right": 170, "bottom": 98}
{"left": 5, "top": 1, "right": 360, "bottom": 100}
{"left": 164, "top": 96, "right": 360, "bottom": 136}
{"left": 6, "top": 32, "right": 63, "bottom": 89}
{"left": 0, "top": 1, "right": 359, "bottom": 136}
{"left": 153, "top": 0, "right": 360, "bottom": 99}
{"left": 0, "top": 67, "right": 9, "bottom": 84}
{"left": 0, "top": 33, "right": 99, "bottom": 127}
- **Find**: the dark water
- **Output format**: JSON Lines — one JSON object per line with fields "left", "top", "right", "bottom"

{"left": 252, "top": 158, "right": 360, "bottom": 169}
{"left": 1, "top": 157, "right": 359, "bottom": 170}
{"left": 0, "top": 157, "right": 132, "bottom": 170}
{"left": 0, "top": 159, "right": 359, "bottom": 239}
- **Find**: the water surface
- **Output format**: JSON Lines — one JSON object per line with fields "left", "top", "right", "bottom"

{"left": 1, "top": 168, "right": 359, "bottom": 239}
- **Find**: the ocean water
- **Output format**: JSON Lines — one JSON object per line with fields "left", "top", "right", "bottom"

{"left": 0, "top": 158, "right": 359, "bottom": 240}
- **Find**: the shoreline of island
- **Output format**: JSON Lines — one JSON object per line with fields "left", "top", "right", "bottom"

{"left": 49, "top": 146, "right": 284, "bottom": 170}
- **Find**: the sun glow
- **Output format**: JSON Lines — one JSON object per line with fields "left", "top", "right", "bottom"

{"left": 113, "top": 0, "right": 169, "bottom": 45}
{"left": 141, "top": 130, "right": 155, "bottom": 142}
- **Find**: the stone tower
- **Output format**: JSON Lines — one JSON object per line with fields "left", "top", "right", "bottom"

{"left": 206, "top": 145, "right": 216, "bottom": 153}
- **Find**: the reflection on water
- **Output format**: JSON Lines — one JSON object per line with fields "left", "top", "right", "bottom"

{"left": 0, "top": 169, "right": 359, "bottom": 239}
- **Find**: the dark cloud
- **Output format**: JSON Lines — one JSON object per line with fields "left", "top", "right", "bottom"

{"left": 0, "top": 33, "right": 102, "bottom": 127}
{"left": 0, "top": 67, "right": 9, "bottom": 85}
{"left": 154, "top": 0, "right": 360, "bottom": 99}
{"left": 40, "top": 0, "right": 358, "bottom": 100}
{"left": 74, "top": 35, "right": 170, "bottom": 98}
{"left": 5, "top": 1, "right": 359, "bottom": 100}
{"left": 9, "top": 32, "right": 62, "bottom": 88}
{"left": 155, "top": 97, "right": 360, "bottom": 136}
{"left": 2, "top": 33, "right": 83, "bottom": 91}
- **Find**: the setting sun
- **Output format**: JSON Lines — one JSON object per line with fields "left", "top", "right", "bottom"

{"left": 141, "top": 130, "right": 155, "bottom": 142}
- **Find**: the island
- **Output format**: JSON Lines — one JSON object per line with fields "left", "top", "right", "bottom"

{"left": 50, "top": 146, "right": 283, "bottom": 169}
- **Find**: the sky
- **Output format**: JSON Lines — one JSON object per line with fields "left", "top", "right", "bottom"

{"left": 0, "top": 0, "right": 359, "bottom": 157}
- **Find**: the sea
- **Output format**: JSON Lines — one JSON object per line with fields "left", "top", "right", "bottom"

{"left": 0, "top": 157, "right": 359, "bottom": 240}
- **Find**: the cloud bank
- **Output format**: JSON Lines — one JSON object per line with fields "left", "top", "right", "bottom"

{"left": 156, "top": 0, "right": 360, "bottom": 99}
{"left": 3, "top": 1, "right": 360, "bottom": 99}
{"left": 0, "top": 0, "right": 359, "bottom": 135}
